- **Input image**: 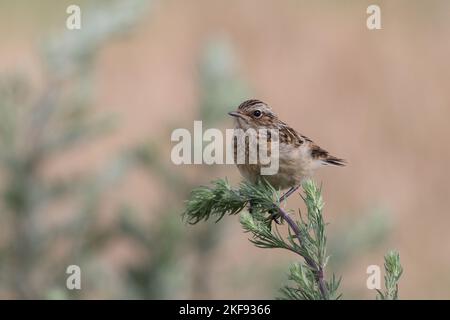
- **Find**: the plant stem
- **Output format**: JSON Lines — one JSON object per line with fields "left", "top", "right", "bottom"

{"left": 277, "top": 205, "right": 328, "bottom": 299}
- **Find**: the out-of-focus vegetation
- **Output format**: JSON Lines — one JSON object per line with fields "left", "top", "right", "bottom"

{"left": 0, "top": 0, "right": 150, "bottom": 299}
{"left": 0, "top": 1, "right": 254, "bottom": 299}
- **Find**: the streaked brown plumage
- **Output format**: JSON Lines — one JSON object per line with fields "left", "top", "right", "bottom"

{"left": 229, "top": 99, "right": 345, "bottom": 194}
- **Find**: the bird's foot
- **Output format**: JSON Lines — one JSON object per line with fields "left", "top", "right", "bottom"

{"left": 264, "top": 208, "right": 282, "bottom": 230}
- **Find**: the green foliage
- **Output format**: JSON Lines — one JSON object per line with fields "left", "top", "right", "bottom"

{"left": 184, "top": 179, "right": 341, "bottom": 299}
{"left": 279, "top": 263, "right": 341, "bottom": 300}
{"left": 183, "top": 179, "right": 245, "bottom": 224}
{"left": 184, "top": 179, "right": 403, "bottom": 300}
{"left": 122, "top": 37, "right": 251, "bottom": 298}
{"left": 183, "top": 179, "right": 277, "bottom": 224}
{"left": 377, "top": 251, "right": 403, "bottom": 300}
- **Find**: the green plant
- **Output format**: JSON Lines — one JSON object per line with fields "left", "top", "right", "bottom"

{"left": 183, "top": 178, "right": 403, "bottom": 300}
{"left": 377, "top": 251, "right": 403, "bottom": 300}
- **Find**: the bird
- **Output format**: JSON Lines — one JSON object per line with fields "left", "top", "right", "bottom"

{"left": 228, "top": 99, "right": 345, "bottom": 202}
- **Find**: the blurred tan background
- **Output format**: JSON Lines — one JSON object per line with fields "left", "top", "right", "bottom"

{"left": 0, "top": 0, "right": 450, "bottom": 299}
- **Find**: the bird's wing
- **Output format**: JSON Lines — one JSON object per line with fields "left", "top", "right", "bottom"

{"left": 279, "top": 121, "right": 346, "bottom": 166}
{"left": 278, "top": 121, "right": 306, "bottom": 147}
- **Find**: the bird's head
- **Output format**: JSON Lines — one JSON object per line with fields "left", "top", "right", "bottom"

{"left": 228, "top": 99, "right": 278, "bottom": 130}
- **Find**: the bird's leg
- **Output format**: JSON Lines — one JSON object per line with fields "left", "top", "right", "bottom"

{"left": 248, "top": 200, "right": 254, "bottom": 214}
{"left": 249, "top": 200, "right": 281, "bottom": 228}
{"left": 265, "top": 185, "right": 302, "bottom": 228}
{"left": 266, "top": 185, "right": 301, "bottom": 227}
{"left": 267, "top": 208, "right": 281, "bottom": 226}
{"left": 280, "top": 184, "right": 301, "bottom": 202}
{"left": 249, "top": 199, "right": 278, "bottom": 220}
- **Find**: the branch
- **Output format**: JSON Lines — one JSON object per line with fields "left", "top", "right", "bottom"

{"left": 183, "top": 178, "right": 339, "bottom": 300}
{"left": 276, "top": 206, "right": 327, "bottom": 299}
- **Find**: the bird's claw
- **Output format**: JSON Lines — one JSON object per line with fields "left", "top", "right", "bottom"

{"left": 264, "top": 209, "right": 282, "bottom": 230}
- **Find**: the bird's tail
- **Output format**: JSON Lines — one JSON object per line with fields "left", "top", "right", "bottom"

{"left": 324, "top": 155, "right": 346, "bottom": 166}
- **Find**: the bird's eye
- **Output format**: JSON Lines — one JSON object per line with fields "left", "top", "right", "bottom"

{"left": 253, "top": 110, "right": 262, "bottom": 118}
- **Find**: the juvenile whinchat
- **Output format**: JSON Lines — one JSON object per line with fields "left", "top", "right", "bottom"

{"left": 229, "top": 99, "right": 345, "bottom": 200}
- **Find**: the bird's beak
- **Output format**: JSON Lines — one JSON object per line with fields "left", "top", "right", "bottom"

{"left": 228, "top": 111, "right": 245, "bottom": 119}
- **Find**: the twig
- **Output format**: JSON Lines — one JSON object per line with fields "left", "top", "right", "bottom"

{"left": 276, "top": 205, "right": 328, "bottom": 299}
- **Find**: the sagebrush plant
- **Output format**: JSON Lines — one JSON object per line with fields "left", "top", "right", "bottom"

{"left": 377, "top": 251, "right": 403, "bottom": 300}
{"left": 184, "top": 178, "right": 403, "bottom": 299}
